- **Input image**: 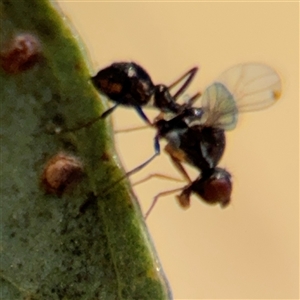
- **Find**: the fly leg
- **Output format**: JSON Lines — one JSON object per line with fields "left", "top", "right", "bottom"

{"left": 164, "top": 143, "right": 192, "bottom": 184}
{"left": 144, "top": 187, "right": 186, "bottom": 219}
{"left": 163, "top": 145, "right": 194, "bottom": 209}
{"left": 132, "top": 173, "right": 184, "bottom": 186}
{"left": 144, "top": 143, "right": 193, "bottom": 218}
{"left": 125, "top": 134, "right": 160, "bottom": 177}
{"left": 60, "top": 98, "right": 152, "bottom": 133}
{"left": 114, "top": 125, "right": 149, "bottom": 134}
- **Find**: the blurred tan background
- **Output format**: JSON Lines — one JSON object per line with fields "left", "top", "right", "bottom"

{"left": 58, "top": 2, "right": 298, "bottom": 299}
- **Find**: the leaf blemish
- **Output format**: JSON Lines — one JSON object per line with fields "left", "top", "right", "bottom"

{"left": 41, "top": 152, "right": 84, "bottom": 196}
{"left": 1, "top": 33, "right": 41, "bottom": 74}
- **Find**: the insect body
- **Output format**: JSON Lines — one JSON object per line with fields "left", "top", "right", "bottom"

{"left": 91, "top": 62, "right": 198, "bottom": 124}
{"left": 150, "top": 84, "right": 233, "bottom": 213}
{"left": 144, "top": 63, "right": 281, "bottom": 217}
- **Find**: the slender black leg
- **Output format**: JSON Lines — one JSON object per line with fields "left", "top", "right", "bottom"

{"left": 134, "top": 106, "right": 152, "bottom": 125}
{"left": 100, "top": 103, "right": 120, "bottom": 118}
{"left": 132, "top": 173, "right": 184, "bottom": 186}
{"left": 144, "top": 187, "right": 185, "bottom": 219}
{"left": 114, "top": 125, "right": 149, "bottom": 134}
{"left": 169, "top": 67, "right": 199, "bottom": 100}
{"left": 101, "top": 134, "right": 161, "bottom": 194}
{"left": 185, "top": 92, "right": 202, "bottom": 107}
{"left": 125, "top": 134, "right": 160, "bottom": 177}
{"left": 61, "top": 103, "right": 120, "bottom": 132}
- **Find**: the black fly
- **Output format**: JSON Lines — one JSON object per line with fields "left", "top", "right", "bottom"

{"left": 142, "top": 63, "right": 281, "bottom": 217}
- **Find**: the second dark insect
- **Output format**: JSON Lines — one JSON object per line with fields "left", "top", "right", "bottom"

{"left": 91, "top": 62, "right": 198, "bottom": 124}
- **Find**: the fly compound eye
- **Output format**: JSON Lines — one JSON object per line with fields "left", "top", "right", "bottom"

{"left": 195, "top": 169, "right": 232, "bottom": 207}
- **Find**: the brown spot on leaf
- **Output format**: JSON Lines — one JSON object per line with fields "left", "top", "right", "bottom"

{"left": 41, "top": 153, "right": 83, "bottom": 196}
{"left": 101, "top": 151, "right": 110, "bottom": 161}
{"left": 1, "top": 33, "right": 41, "bottom": 73}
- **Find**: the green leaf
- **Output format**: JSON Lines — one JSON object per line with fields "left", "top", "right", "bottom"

{"left": 0, "top": 0, "right": 172, "bottom": 299}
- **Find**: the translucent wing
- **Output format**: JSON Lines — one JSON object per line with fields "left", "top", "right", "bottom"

{"left": 197, "top": 63, "right": 282, "bottom": 130}
{"left": 200, "top": 82, "right": 238, "bottom": 130}
{"left": 216, "top": 63, "right": 282, "bottom": 112}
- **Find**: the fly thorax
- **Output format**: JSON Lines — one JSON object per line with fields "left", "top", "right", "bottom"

{"left": 183, "top": 107, "right": 205, "bottom": 126}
